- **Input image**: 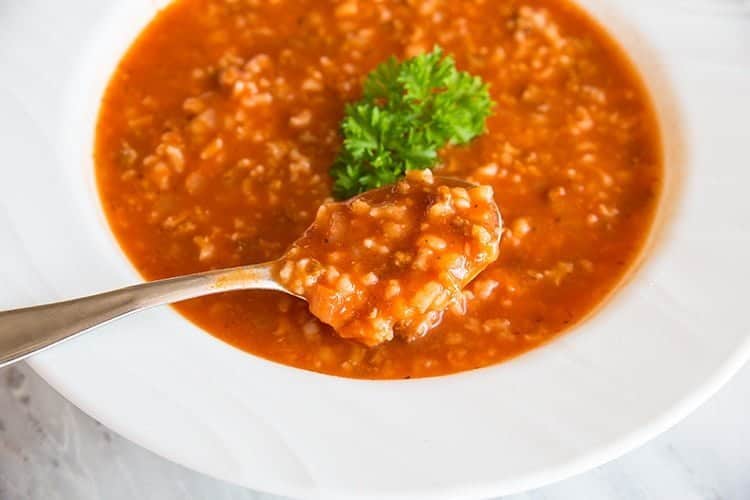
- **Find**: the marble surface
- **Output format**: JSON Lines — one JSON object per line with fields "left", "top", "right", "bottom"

{"left": 0, "top": 360, "right": 748, "bottom": 500}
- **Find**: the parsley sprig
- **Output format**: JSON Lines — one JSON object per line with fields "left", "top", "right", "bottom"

{"left": 331, "top": 47, "right": 493, "bottom": 199}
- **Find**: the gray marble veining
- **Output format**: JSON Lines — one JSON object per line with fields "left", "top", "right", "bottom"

{"left": 1, "top": 362, "right": 749, "bottom": 499}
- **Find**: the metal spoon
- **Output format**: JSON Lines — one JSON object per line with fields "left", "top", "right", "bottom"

{"left": 0, "top": 177, "right": 500, "bottom": 368}
{"left": 0, "top": 262, "right": 293, "bottom": 369}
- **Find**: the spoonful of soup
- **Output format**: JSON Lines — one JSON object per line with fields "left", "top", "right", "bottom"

{"left": 0, "top": 170, "right": 502, "bottom": 367}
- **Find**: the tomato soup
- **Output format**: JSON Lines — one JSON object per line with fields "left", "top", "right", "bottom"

{"left": 95, "top": 0, "right": 662, "bottom": 378}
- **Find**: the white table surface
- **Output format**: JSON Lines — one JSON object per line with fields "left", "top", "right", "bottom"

{"left": 0, "top": 361, "right": 748, "bottom": 500}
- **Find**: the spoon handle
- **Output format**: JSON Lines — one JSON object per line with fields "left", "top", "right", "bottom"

{"left": 0, "top": 263, "right": 284, "bottom": 368}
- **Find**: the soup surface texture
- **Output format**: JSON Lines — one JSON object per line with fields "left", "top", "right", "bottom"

{"left": 96, "top": 0, "right": 662, "bottom": 378}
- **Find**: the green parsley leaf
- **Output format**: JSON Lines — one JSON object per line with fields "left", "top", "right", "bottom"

{"left": 331, "top": 46, "right": 493, "bottom": 199}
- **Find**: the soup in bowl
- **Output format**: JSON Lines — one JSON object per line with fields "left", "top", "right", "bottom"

{"left": 95, "top": 0, "right": 662, "bottom": 379}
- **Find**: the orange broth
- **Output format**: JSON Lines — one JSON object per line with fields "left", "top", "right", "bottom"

{"left": 95, "top": 0, "right": 662, "bottom": 378}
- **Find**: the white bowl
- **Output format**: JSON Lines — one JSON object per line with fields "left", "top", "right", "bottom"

{"left": 0, "top": 0, "right": 748, "bottom": 498}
